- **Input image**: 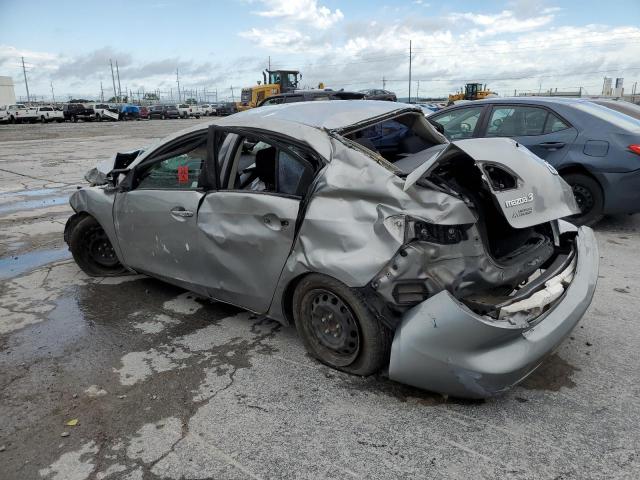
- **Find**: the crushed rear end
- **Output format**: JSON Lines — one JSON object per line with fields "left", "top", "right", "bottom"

{"left": 367, "top": 137, "right": 599, "bottom": 397}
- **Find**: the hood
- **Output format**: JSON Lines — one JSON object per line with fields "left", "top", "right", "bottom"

{"left": 404, "top": 137, "right": 579, "bottom": 229}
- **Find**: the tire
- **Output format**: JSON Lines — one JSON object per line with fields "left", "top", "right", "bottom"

{"left": 293, "top": 273, "right": 391, "bottom": 376}
{"left": 40, "top": 116, "right": 47, "bottom": 123}
{"left": 72, "top": 115, "right": 78, "bottom": 123}
{"left": 56, "top": 119, "right": 63, "bottom": 123}
{"left": 68, "top": 215, "right": 127, "bottom": 276}
{"left": 9, "top": 116, "right": 15, "bottom": 124}
{"left": 161, "top": 114, "right": 165, "bottom": 120}
{"left": 96, "top": 114, "right": 101, "bottom": 121}
{"left": 195, "top": 115, "right": 200, "bottom": 119}
{"left": 563, "top": 173, "right": 604, "bottom": 226}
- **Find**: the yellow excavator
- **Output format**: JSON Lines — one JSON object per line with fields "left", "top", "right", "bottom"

{"left": 237, "top": 70, "right": 302, "bottom": 111}
{"left": 448, "top": 83, "right": 495, "bottom": 104}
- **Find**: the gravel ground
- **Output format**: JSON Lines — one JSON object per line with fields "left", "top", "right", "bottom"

{"left": 0, "top": 119, "right": 638, "bottom": 480}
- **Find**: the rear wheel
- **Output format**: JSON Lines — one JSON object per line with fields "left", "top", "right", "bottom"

{"left": 68, "top": 215, "right": 127, "bottom": 276}
{"left": 293, "top": 274, "right": 391, "bottom": 376}
{"left": 72, "top": 115, "right": 78, "bottom": 123}
{"left": 40, "top": 116, "right": 46, "bottom": 123}
{"left": 563, "top": 173, "right": 604, "bottom": 226}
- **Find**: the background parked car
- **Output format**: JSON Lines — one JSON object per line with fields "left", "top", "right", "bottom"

{"left": 139, "top": 106, "right": 150, "bottom": 120}
{"left": 90, "top": 103, "right": 119, "bottom": 121}
{"left": 429, "top": 97, "right": 640, "bottom": 225}
{"left": 35, "top": 105, "right": 64, "bottom": 123}
{"left": 176, "top": 104, "right": 201, "bottom": 119}
{"left": 200, "top": 104, "right": 216, "bottom": 116}
{"left": 63, "top": 103, "right": 95, "bottom": 122}
{"left": 6, "top": 104, "right": 39, "bottom": 123}
{"left": 257, "top": 89, "right": 365, "bottom": 107}
{"left": 213, "top": 102, "right": 236, "bottom": 115}
{"left": 119, "top": 105, "right": 140, "bottom": 121}
{"left": 148, "top": 105, "right": 180, "bottom": 119}
{"left": 358, "top": 89, "right": 397, "bottom": 101}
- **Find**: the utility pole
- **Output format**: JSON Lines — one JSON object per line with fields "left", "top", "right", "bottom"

{"left": 268, "top": 56, "right": 271, "bottom": 72}
{"left": 116, "top": 60, "right": 122, "bottom": 102}
{"left": 110, "top": 59, "right": 118, "bottom": 101}
{"left": 176, "top": 68, "right": 181, "bottom": 102}
{"left": 416, "top": 80, "right": 420, "bottom": 101}
{"left": 408, "top": 40, "right": 412, "bottom": 103}
{"left": 382, "top": 76, "right": 386, "bottom": 89}
{"left": 230, "top": 85, "right": 235, "bottom": 102}
{"left": 50, "top": 81, "right": 56, "bottom": 104}
{"left": 21, "top": 57, "right": 31, "bottom": 103}
{"left": 100, "top": 82, "right": 104, "bottom": 102}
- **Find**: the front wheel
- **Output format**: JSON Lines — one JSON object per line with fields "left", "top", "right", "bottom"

{"left": 563, "top": 173, "right": 604, "bottom": 226}
{"left": 68, "top": 215, "right": 127, "bottom": 276}
{"left": 293, "top": 274, "right": 391, "bottom": 376}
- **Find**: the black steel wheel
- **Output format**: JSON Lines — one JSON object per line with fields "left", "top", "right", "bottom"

{"left": 293, "top": 273, "right": 391, "bottom": 376}
{"left": 68, "top": 215, "right": 126, "bottom": 276}
{"left": 307, "top": 289, "right": 361, "bottom": 365}
{"left": 563, "top": 173, "right": 604, "bottom": 226}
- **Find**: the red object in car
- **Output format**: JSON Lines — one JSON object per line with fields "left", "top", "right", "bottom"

{"left": 139, "top": 106, "right": 150, "bottom": 119}
{"left": 628, "top": 144, "right": 640, "bottom": 156}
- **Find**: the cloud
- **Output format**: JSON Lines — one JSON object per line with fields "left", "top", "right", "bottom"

{"left": 448, "top": 9, "right": 555, "bottom": 36}
{"left": 250, "top": 0, "right": 343, "bottom": 29}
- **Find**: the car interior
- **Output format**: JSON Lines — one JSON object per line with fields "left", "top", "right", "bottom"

{"left": 224, "top": 134, "right": 319, "bottom": 197}
{"left": 343, "top": 112, "right": 443, "bottom": 169}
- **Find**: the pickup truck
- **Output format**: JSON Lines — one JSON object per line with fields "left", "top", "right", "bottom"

{"left": 176, "top": 104, "right": 201, "bottom": 119}
{"left": 90, "top": 103, "right": 119, "bottom": 121}
{"left": 5, "top": 104, "right": 39, "bottom": 123}
{"left": 63, "top": 103, "right": 95, "bottom": 122}
{"left": 36, "top": 106, "right": 64, "bottom": 123}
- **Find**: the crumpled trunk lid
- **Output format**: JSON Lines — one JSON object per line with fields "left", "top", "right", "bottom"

{"left": 404, "top": 137, "right": 579, "bottom": 229}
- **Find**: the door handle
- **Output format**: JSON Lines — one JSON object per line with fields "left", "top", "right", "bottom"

{"left": 539, "top": 141, "right": 565, "bottom": 150}
{"left": 263, "top": 214, "right": 289, "bottom": 230}
{"left": 170, "top": 207, "right": 194, "bottom": 218}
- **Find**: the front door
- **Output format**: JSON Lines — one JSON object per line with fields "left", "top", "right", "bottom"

{"left": 114, "top": 132, "right": 209, "bottom": 291}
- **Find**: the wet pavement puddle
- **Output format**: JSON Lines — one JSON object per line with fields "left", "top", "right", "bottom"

{"left": 0, "top": 247, "right": 72, "bottom": 280}
{"left": 0, "top": 195, "right": 70, "bottom": 215}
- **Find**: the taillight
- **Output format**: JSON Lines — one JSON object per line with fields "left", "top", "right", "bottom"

{"left": 628, "top": 144, "right": 640, "bottom": 155}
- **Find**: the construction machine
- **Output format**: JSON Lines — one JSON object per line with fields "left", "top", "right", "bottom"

{"left": 237, "top": 69, "right": 302, "bottom": 111}
{"left": 448, "top": 83, "right": 495, "bottom": 104}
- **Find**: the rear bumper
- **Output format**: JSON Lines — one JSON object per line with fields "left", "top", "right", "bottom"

{"left": 388, "top": 226, "right": 599, "bottom": 398}
{"left": 596, "top": 168, "right": 640, "bottom": 214}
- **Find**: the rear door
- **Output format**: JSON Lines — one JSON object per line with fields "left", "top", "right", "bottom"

{"left": 195, "top": 127, "right": 319, "bottom": 312}
{"left": 481, "top": 104, "right": 578, "bottom": 164}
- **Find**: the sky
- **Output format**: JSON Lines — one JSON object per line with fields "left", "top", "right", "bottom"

{"left": 1, "top": 0, "right": 640, "bottom": 101}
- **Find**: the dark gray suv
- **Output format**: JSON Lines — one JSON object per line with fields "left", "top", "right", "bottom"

{"left": 429, "top": 97, "right": 640, "bottom": 225}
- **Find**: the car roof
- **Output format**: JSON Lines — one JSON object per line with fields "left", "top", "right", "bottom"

{"left": 134, "top": 100, "right": 421, "bottom": 167}
{"left": 219, "top": 99, "right": 412, "bottom": 130}
{"left": 450, "top": 96, "right": 598, "bottom": 107}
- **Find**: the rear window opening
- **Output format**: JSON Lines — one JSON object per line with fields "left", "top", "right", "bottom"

{"left": 343, "top": 113, "right": 442, "bottom": 164}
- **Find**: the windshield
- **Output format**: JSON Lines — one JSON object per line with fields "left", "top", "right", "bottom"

{"left": 571, "top": 101, "right": 640, "bottom": 131}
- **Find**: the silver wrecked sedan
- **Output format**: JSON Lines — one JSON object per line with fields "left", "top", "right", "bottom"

{"left": 64, "top": 101, "right": 599, "bottom": 398}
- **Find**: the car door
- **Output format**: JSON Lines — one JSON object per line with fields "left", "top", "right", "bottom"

{"left": 195, "top": 127, "right": 318, "bottom": 313}
{"left": 482, "top": 104, "right": 578, "bottom": 163}
{"left": 113, "top": 130, "right": 211, "bottom": 292}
